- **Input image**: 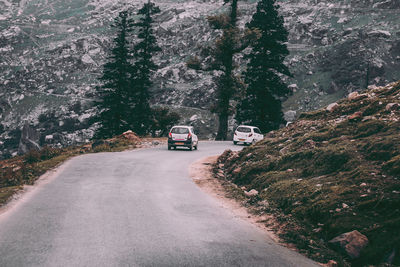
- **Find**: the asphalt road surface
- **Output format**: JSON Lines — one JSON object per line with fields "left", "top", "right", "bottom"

{"left": 0, "top": 141, "right": 319, "bottom": 267}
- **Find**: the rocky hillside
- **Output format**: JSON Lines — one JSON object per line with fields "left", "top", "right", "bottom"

{"left": 1, "top": 0, "right": 400, "bottom": 157}
{"left": 214, "top": 81, "right": 400, "bottom": 266}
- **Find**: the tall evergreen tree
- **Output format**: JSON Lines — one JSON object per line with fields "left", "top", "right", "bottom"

{"left": 211, "top": 0, "right": 239, "bottom": 141}
{"left": 192, "top": 0, "right": 257, "bottom": 140}
{"left": 128, "top": 1, "right": 161, "bottom": 136}
{"left": 236, "top": 0, "right": 291, "bottom": 132}
{"left": 94, "top": 10, "right": 135, "bottom": 139}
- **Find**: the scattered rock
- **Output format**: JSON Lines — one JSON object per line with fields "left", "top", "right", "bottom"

{"left": 279, "top": 146, "right": 289, "bottom": 155}
{"left": 233, "top": 167, "right": 241, "bottom": 174}
{"left": 326, "top": 260, "right": 338, "bottom": 267}
{"left": 348, "top": 112, "right": 362, "bottom": 121}
{"left": 328, "top": 230, "right": 369, "bottom": 259}
{"left": 244, "top": 189, "right": 258, "bottom": 197}
{"left": 348, "top": 92, "right": 359, "bottom": 100}
{"left": 304, "top": 139, "right": 316, "bottom": 149}
{"left": 386, "top": 103, "right": 399, "bottom": 111}
{"left": 326, "top": 103, "right": 339, "bottom": 112}
{"left": 313, "top": 227, "right": 323, "bottom": 233}
{"left": 119, "top": 130, "right": 141, "bottom": 142}
{"left": 348, "top": 92, "right": 369, "bottom": 101}
{"left": 12, "top": 166, "right": 21, "bottom": 172}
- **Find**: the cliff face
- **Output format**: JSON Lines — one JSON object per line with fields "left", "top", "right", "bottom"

{"left": 1, "top": 0, "right": 399, "bottom": 156}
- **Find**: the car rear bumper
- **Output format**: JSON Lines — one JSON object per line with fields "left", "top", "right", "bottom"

{"left": 233, "top": 136, "right": 252, "bottom": 143}
{"left": 168, "top": 139, "right": 192, "bottom": 147}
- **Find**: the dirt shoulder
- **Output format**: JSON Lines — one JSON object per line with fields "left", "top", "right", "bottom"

{"left": 189, "top": 156, "right": 281, "bottom": 244}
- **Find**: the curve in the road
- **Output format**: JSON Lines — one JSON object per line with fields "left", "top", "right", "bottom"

{"left": 0, "top": 141, "right": 319, "bottom": 267}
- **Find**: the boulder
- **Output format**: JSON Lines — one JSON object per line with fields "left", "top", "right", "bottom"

{"left": 328, "top": 230, "right": 369, "bottom": 259}
{"left": 386, "top": 103, "right": 399, "bottom": 111}
{"left": 348, "top": 112, "right": 363, "bottom": 121}
{"left": 326, "top": 103, "right": 339, "bottom": 112}
{"left": 347, "top": 92, "right": 359, "bottom": 100}
{"left": 119, "top": 130, "right": 141, "bottom": 142}
{"left": 326, "top": 260, "right": 338, "bottom": 267}
{"left": 18, "top": 122, "right": 41, "bottom": 155}
{"left": 244, "top": 189, "right": 258, "bottom": 197}
{"left": 233, "top": 167, "right": 241, "bottom": 174}
{"left": 284, "top": 110, "right": 297, "bottom": 122}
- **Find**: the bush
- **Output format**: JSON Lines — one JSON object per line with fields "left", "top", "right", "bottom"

{"left": 24, "top": 150, "right": 41, "bottom": 164}
{"left": 383, "top": 155, "right": 400, "bottom": 175}
{"left": 39, "top": 146, "right": 61, "bottom": 161}
{"left": 150, "top": 107, "right": 181, "bottom": 137}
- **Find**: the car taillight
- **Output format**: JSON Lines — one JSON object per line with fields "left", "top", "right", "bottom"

{"left": 249, "top": 133, "right": 253, "bottom": 137}
{"left": 168, "top": 132, "right": 172, "bottom": 138}
{"left": 234, "top": 132, "right": 237, "bottom": 135}
{"left": 188, "top": 133, "right": 192, "bottom": 139}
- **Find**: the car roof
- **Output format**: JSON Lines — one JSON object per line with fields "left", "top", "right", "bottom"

{"left": 171, "top": 125, "right": 193, "bottom": 129}
{"left": 237, "top": 125, "right": 258, "bottom": 129}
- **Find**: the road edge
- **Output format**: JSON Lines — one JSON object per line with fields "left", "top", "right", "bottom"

{"left": 189, "top": 155, "right": 282, "bottom": 244}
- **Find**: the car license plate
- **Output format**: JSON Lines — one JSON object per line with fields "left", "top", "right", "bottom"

{"left": 175, "top": 142, "right": 184, "bottom": 145}
{"left": 239, "top": 139, "right": 245, "bottom": 141}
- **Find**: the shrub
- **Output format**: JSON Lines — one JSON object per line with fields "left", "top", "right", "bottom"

{"left": 39, "top": 146, "right": 61, "bottom": 161}
{"left": 24, "top": 150, "right": 41, "bottom": 164}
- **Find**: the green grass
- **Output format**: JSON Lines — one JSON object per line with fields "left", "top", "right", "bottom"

{"left": 215, "top": 81, "right": 400, "bottom": 266}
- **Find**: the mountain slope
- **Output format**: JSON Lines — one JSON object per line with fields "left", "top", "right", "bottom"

{"left": 1, "top": 0, "right": 400, "bottom": 156}
{"left": 214, "top": 81, "right": 400, "bottom": 265}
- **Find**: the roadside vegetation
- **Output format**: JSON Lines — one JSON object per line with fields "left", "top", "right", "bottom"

{"left": 0, "top": 131, "right": 156, "bottom": 207}
{"left": 214, "top": 81, "right": 400, "bottom": 266}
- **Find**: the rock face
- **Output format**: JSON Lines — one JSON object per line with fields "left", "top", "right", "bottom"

{"left": 328, "top": 230, "right": 369, "bottom": 259}
{"left": 1, "top": 0, "right": 400, "bottom": 157}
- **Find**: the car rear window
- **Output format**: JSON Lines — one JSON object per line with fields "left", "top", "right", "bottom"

{"left": 171, "top": 127, "right": 189, "bottom": 134}
{"left": 236, "top": 127, "right": 251, "bottom": 133}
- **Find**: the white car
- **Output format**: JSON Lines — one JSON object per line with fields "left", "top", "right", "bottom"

{"left": 168, "top": 125, "right": 199, "bottom": 150}
{"left": 233, "top": 125, "right": 264, "bottom": 145}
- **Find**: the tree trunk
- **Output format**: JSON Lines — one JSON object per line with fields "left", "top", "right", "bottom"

{"left": 216, "top": 113, "right": 228, "bottom": 140}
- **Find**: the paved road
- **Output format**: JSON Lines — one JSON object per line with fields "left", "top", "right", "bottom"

{"left": 0, "top": 141, "right": 318, "bottom": 267}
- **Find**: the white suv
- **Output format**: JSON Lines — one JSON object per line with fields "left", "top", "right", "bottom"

{"left": 233, "top": 125, "right": 264, "bottom": 145}
{"left": 168, "top": 126, "right": 199, "bottom": 150}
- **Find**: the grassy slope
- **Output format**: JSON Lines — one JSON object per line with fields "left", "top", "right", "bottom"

{"left": 215, "top": 81, "right": 400, "bottom": 266}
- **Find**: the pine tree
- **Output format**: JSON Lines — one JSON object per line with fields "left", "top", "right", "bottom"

{"left": 211, "top": 0, "right": 239, "bottom": 141}
{"left": 191, "top": 0, "right": 256, "bottom": 140}
{"left": 128, "top": 1, "right": 161, "bottom": 136}
{"left": 236, "top": 0, "right": 291, "bottom": 132}
{"left": 94, "top": 10, "right": 135, "bottom": 139}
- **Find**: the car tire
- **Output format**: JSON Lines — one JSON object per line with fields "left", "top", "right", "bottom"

{"left": 233, "top": 141, "right": 237, "bottom": 145}
{"left": 168, "top": 145, "right": 171, "bottom": 150}
{"left": 194, "top": 142, "right": 198, "bottom": 150}
{"left": 252, "top": 139, "right": 256, "bottom": 145}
